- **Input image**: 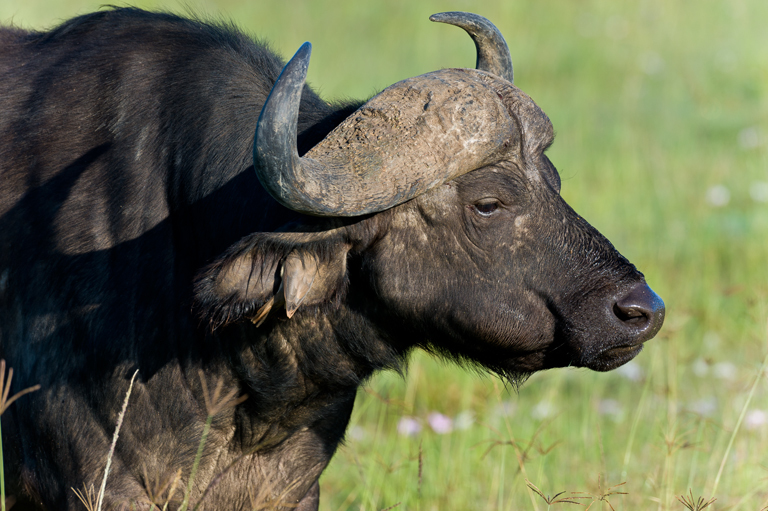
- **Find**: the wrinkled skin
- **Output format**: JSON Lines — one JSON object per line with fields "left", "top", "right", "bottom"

{"left": 367, "top": 159, "right": 643, "bottom": 375}
{"left": 353, "top": 89, "right": 650, "bottom": 377}
{"left": 0, "top": 8, "right": 662, "bottom": 511}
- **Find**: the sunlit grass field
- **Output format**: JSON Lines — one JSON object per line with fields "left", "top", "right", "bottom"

{"left": 2, "top": 0, "right": 767, "bottom": 509}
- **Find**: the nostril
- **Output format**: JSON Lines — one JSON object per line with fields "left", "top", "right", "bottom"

{"left": 613, "top": 302, "right": 649, "bottom": 325}
{"left": 613, "top": 282, "right": 665, "bottom": 333}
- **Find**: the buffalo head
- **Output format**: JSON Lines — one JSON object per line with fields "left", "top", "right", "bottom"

{"left": 197, "top": 12, "right": 664, "bottom": 383}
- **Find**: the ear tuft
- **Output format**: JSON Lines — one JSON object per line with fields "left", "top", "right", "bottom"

{"left": 282, "top": 251, "right": 319, "bottom": 318}
{"left": 195, "top": 233, "right": 349, "bottom": 329}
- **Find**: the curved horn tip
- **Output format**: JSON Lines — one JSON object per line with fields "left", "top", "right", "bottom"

{"left": 253, "top": 41, "right": 317, "bottom": 214}
{"left": 429, "top": 11, "right": 493, "bottom": 24}
{"left": 295, "top": 41, "right": 312, "bottom": 58}
{"left": 429, "top": 11, "right": 465, "bottom": 23}
{"left": 288, "top": 41, "right": 312, "bottom": 74}
{"left": 428, "top": 11, "right": 514, "bottom": 84}
{"left": 429, "top": 11, "right": 494, "bottom": 28}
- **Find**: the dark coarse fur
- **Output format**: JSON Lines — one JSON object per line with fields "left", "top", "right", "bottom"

{"left": 0, "top": 7, "right": 663, "bottom": 511}
{"left": 0, "top": 8, "right": 365, "bottom": 509}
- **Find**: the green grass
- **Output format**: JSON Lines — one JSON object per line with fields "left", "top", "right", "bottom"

{"left": 2, "top": 0, "right": 767, "bottom": 509}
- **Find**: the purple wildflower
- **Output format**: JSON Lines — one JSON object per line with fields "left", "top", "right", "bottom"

{"left": 397, "top": 416, "right": 422, "bottom": 436}
{"left": 427, "top": 412, "right": 453, "bottom": 434}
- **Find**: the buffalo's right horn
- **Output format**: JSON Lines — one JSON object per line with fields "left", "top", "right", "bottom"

{"left": 429, "top": 12, "right": 514, "bottom": 84}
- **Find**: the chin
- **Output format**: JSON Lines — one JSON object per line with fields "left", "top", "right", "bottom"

{"left": 582, "top": 344, "right": 644, "bottom": 372}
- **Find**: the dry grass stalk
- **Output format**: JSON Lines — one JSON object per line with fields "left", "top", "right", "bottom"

{"left": 162, "top": 470, "right": 183, "bottom": 511}
{"left": 676, "top": 489, "right": 716, "bottom": 511}
{"left": 478, "top": 417, "right": 560, "bottom": 466}
{"left": 72, "top": 483, "right": 97, "bottom": 511}
{"left": 191, "top": 436, "right": 280, "bottom": 511}
{"left": 417, "top": 441, "right": 423, "bottom": 498}
{"left": 571, "top": 477, "right": 627, "bottom": 511}
{"left": 141, "top": 465, "right": 182, "bottom": 510}
{"left": 0, "top": 360, "right": 41, "bottom": 416}
{"left": 199, "top": 370, "right": 248, "bottom": 417}
{"left": 525, "top": 479, "right": 584, "bottom": 506}
{"left": 94, "top": 369, "right": 139, "bottom": 511}
{"left": 0, "top": 359, "right": 41, "bottom": 511}
{"left": 247, "top": 477, "right": 301, "bottom": 511}
{"left": 178, "top": 372, "right": 248, "bottom": 511}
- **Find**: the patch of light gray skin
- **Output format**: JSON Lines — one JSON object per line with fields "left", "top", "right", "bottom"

{"left": 526, "top": 166, "right": 542, "bottom": 183}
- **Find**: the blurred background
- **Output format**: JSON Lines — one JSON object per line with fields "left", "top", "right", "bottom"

{"left": 3, "top": 1, "right": 767, "bottom": 509}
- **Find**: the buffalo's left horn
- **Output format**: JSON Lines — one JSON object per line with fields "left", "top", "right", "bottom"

{"left": 429, "top": 12, "right": 514, "bottom": 84}
{"left": 254, "top": 25, "right": 519, "bottom": 217}
{"left": 253, "top": 42, "right": 329, "bottom": 215}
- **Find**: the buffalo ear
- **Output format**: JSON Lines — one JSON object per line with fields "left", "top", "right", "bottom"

{"left": 195, "top": 233, "right": 349, "bottom": 328}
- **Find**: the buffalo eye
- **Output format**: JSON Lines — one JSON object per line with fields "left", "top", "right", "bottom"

{"left": 473, "top": 199, "right": 500, "bottom": 217}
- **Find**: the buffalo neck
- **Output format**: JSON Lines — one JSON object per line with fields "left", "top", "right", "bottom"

{"left": 213, "top": 299, "right": 407, "bottom": 449}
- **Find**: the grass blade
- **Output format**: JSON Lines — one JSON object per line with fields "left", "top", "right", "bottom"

{"left": 96, "top": 369, "right": 139, "bottom": 511}
{"left": 180, "top": 415, "right": 213, "bottom": 511}
{"left": 0, "top": 360, "right": 41, "bottom": 511}
{"left": 710, "top": 347, "right": 768, "bottom": 498}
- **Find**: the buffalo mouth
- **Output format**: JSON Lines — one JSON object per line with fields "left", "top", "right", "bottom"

{"left": 585, "top": 343, "right": 644, "bottom": 372}
{"left": 575, "top": 281, "right": 664, "bottom": 372}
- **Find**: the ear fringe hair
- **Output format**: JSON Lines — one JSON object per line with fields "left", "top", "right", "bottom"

{"left": 193, "top": 231, "right": 348, "bottom": 329}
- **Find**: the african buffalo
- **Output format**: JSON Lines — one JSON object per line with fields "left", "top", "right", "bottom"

{"left": 0, "top": 8, "right": 664, "bottom": 510}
